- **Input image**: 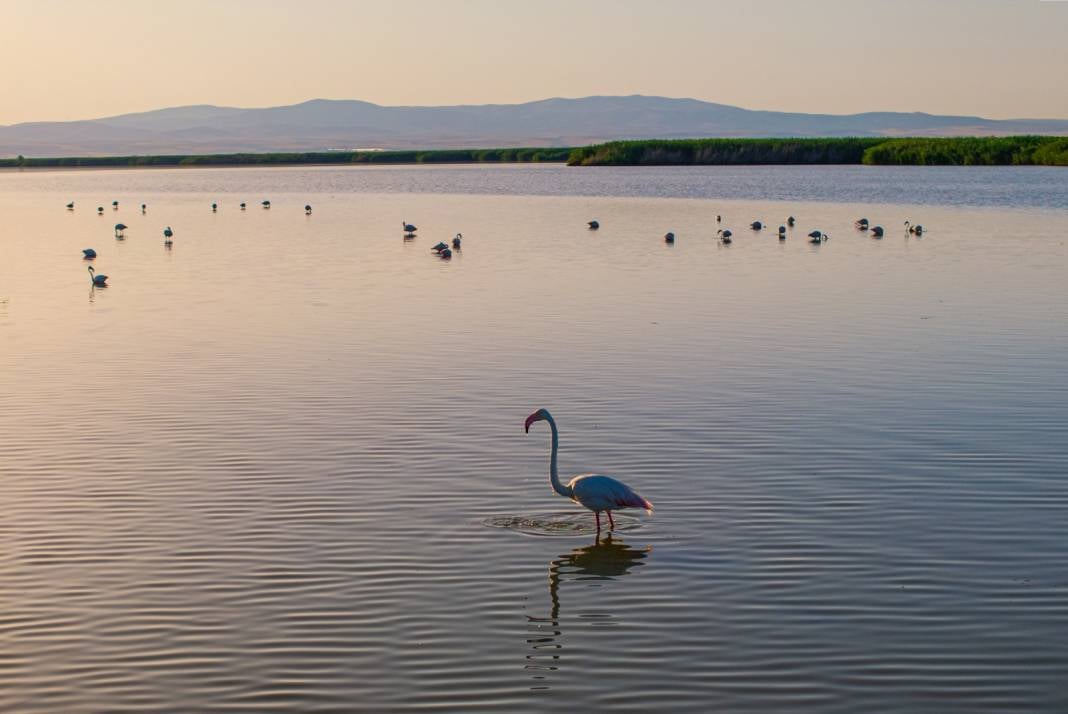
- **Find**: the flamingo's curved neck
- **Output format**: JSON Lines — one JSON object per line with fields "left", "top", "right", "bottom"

{"left": 545, "top": 414, "right": 571, "bottom": 498}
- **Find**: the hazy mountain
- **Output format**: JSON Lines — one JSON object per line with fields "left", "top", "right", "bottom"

{"left": 2, "top": 96, "right": 1067, "bottom": 157}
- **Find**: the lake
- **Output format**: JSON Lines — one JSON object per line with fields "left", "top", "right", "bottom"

{"left": 1, "top": 164, "right": 1067, "bottom": 712}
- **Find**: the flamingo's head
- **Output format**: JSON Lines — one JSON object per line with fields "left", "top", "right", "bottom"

{"left": 524, "top": 408, "right": 550, "bottom": 433}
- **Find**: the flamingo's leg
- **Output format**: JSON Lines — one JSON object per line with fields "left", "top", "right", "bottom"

{"left": 595, "top": 512, "right": 601, "bottom": 533}
{"left": 607, "top": 511, "right": 615, "bottom": 530}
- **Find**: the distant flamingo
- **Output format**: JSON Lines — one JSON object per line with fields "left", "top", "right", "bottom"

{"left": 870, "top": 225, "right": 884, "bottom": 237}
{"left": 114, "top": 223, "right": 127, "bottom": 238}
{"left": 855, "top": 218, "right": 870, "bottom": 230}
{"left": 112, "top": 201, "right": 119, "bottom": 209}
{"left": 587, "top": 220, "right": 599, "bottom": 230}
{"left": 82, "top": 248, "right": 97, "bottom": 259}
{"left": 240, "top": 202, "right": 247, "bottom": 210}
{"left": 750, "top": 221, "right": 763, "bottom": 230}
{"left": 163, "top": 226, "right": 174, "bottom": 246}
{"left": 717, "top": 228, "right": 733, "bottom": 244}
{"left": 262, "top": 200, "right": 271, "bottom": 209}
{"left": 305, "top": 204, "right": 313, "bottom": 215}
{"left": 432, "top": 241, "right": 448, "bottom": 253}
{"left": 452, "top": 233, "right": 462, "bottom": 249}
{"left": 716, "top": 214, "right": 721, "bottom": 223}
{"left": 403, "top": 221, "right": 417, "bottom": 235}
{"left": 778, "top": 225, "right": 786, "bottom": 239}
{"left": 66, "top": 202, "right": 74, "bottom": 210}
{"left": 212, "top": 202, "right": 217, "bottom": 212}
{"left": 905, "top": 221, "right": 924, "bottom": 235}
{"left": 787, "top": 216, "right": 796, "bottom": 227}
{"left": 141, "top": 203, "right": 146, "bottom": 214}
{"left": 88, "top": 266, "right": 108, "bottom": 286}
{"left": 525, "top": 408, "right": 653, "bottom": 532}
{"left": 97, "top": 207, "right": 104, "bottom": 214}
{"left": 664, "top": 231, "right": 675, "bottom": 243}
{"left": 809, "top": 230, "right": 829, "bottom": 244}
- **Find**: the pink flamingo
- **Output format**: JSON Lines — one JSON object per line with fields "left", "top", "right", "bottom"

{"left": 525, "top": 408, "right": 653, "bottom": 532}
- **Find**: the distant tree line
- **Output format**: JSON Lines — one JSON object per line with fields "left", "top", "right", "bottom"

{"left": 3, "top": 138, "right": 1065, "bottom": 168}
{"left": 566, "top": 137, "right": 1068, "bottom": 166}
{"left": 0, "top": 147, "right": 572, "bottom": 168}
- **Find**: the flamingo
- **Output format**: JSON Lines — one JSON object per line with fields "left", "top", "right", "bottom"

{"left": 114, "top": 223, "right": 127, "bottom": 238}
{"left": 905, "top": 221, "right": 924, "bottom": 235}
{"left": 82, "top": 248, "right": 97, "bottom": 259}
{"left": 440, "top": 246, "right": 453, "bottom": 259}
{"left": 163, "top": 226, "right": 174, "bottom": 246}
{"left": 664, "top": 231, "right": 675, "bottom": 243}
{"left": 778, "top": 225, "right": 786, "bottom": 239}
{"left": 240, "top": 202, "right": 247, "bottom": 210}
{"left": 432, "top": 241, "right": 448, "bottom": 253}
{"left": 716, "top": 214, "right": 721, "bottom": 223}
{"left": 262, "top": 200, "right": 271, "bottom": 209}
{"left": 525, "top": 409, "right": 652, "bottom": 533}
{"left": 870, "top": 225, "right": 884, "bottom": 238}
{"left": 305, "top": 204, "right": 313, "bottom": 215}
{"left": 97, "top": 207, "right": 104, "bottom": 214}
{"left": 212, "top": 202, "right": 217, "bottom": 212}
{"left": 587, "top": 220, "right": 599, "bottom": 230}
{"left": 717, "top": 228, "right": 733, "bottom": 244}
{"left": 141, "top": 203, "right": 146, "bottom": 214}
{"left": 787, "top": 216, "right": 796, "bottom": 227}
{"left": 88, "top": 266, "right": 108, "bottom": 286}
{"left": 750, "top": 221, "right": 763, "bottom": 230}
{"left": 452, "top": 233, "right": 462, "bottom": 249}
{"left": 66, "top": 202, "right": 74, "bottom": 210}
{"left": 855, "top": 218, "right": 870, "bottom": 230}
{"left": 403, "top": 221, "right": 417, "bottom": 235}
{"left": 112, "top": 201, "right": 119, "bottom": 209}
{"left": 809, "top": 230, "right": 829, "bottom": 244}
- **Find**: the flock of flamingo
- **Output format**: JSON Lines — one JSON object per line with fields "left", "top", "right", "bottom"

{"left": 67, "top": 200, "right": 925, "bottom": 532}
{"left": 590, "top": 214, "right": 924, "bottom": 245}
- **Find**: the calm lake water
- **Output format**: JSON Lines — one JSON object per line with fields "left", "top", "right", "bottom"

{"left": 2, "top": 164, "right": 1067, "bottom": 712}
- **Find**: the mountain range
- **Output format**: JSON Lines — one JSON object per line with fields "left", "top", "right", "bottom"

{"left": 3, "top": 95, "right": 1068, "bottom": 157}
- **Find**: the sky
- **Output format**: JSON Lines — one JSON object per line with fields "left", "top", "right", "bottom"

{"left": 1, "top": 0, "right": 1066, "bottom": 125}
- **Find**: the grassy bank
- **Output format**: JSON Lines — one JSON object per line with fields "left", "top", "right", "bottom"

{"left": 0, "top": 147, "right": 572, "bottom": 169}
{"left": 4, "top": 137, "right": 1066, "bottom": 169}
{"left": 566, "top": 136, "right": 1068, "bottom": 166}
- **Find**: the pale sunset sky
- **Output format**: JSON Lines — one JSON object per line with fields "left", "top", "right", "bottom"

{"left": 1, "top": 0, "right": 1066, "bottom": 125}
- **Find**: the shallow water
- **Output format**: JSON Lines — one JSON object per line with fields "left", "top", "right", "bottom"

{"left": 1, "top": 165, "right": 1067, "bottom": 712}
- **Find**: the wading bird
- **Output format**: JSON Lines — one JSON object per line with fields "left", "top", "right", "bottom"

{"left": 82, "top": 248, "right": 97, "bottom": 259}
{"left": 112, "top": 201, "right": 119, "bottom": 209}
{"left": 66, "top": 202, "right": 74, "bottom": 210}
{"left": 403, "top": 221, "right": 417, "bottom": 236}
{"left": 97, "top": 207, "right": 104, "bottom": 214}
{"left": 778, "top": 225, "right": 787, "bottom": 239}
{"left": 870, "top": 225, "right": 884, "bottom": 238}
{"left": 452, "top": 233, "right": 462, "bottom": 249}
{"left": 750, "top": 221, "right": 763, "bottom": 230}
{"left": 141, "top": 203, "right": 146, "bottom": 213}
{"left": 855, "top": 218, "right": 869, "bottom": 230}
{"left": 305, "top": 204, "right": 312, "bottom": 215}
{"left": 809, "top": 230, "right": 829, "bottom": 244}
{"left": 88, "top": 266, "right": 107, "bottom": 286}
{"left": 587, "top": 220, "right": 599, "bottom": 230}
{"left": 432, "top": 241, "right": 448, "bottom": 253}
{"left": 262, "top": 200, "right": 271, "bottom": 209}
{"left": 163, "top": 226, "right": 173, "bottom": 246}
{"left": 787, "top": 216, "right": 796, "bottom": 227}
{"left": 716, "top": 214, "right": 721, "bottom": 223}
{"left": 212, "top": 202, "right": 217, "bottom": 212}
{"left": 114, "top": 223, "right": 127, "bottom": 238}
{"left": 905, "top": 221, "right": 924, "bottom": 235}
{"left": 664, "top": 231, "right": 675, "bottom": 243}
{"left": 240, "top": 202, "right": 246, "bottom": 210}
{"left": 524, "top": 408, "right": 652, "bottom": 532}
{"left": 718, "top": 228, "right": 733, "bottom": 244}
{"left": 439, "top": 246, "right": 452, "bottom": 259}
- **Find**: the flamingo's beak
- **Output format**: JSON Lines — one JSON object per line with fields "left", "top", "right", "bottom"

{"left": 524, "top": 412, "right": 538, "bottom": 433}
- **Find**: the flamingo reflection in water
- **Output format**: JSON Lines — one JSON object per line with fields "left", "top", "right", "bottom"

{"left": 525, "top": 535, "right": 651, "bottom": 688}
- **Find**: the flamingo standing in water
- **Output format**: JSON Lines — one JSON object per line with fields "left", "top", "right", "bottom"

{"left": 66, "top": 202, "right": 75, "bottom": 210}
{"left": 88, "top": 266, "right": 108, "bottom": 286}
{"left": 525, "top": 408, "right": 653, "bottom": 532}
{"left": 403, "top": 221, "right": 417, "bottom": 236}
{"left": 114, "top": 223, "right": 127, "bottom": 238}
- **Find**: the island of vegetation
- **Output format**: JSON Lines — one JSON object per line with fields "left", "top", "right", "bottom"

{"left": 2, "top": 137, "right": 1065, "bottom": 169}
{"left": 566, "top": 136, "right": 1068, "bottom": 166}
